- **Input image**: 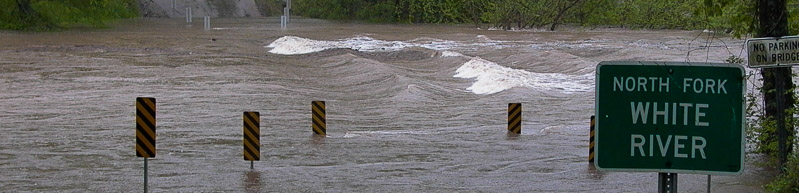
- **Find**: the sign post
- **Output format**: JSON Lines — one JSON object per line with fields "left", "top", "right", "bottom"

{"left": 136, "top": 97, "right": 157, "bottom": 193}
{"left": 747, "top": 36, "right": 799, "bottom": 172}
{"left": 312, "top": 101, "right": 326, "bottom": 136}
{"left": 595, "top": 62, "right": 745, "bottom": 191}
{"left": 243, "top": 112, "right": 260, "bottom": 169}
{"left": 508, "top": 103, "right": 522, "bottom": 134}
{"left": 658, "top": 173, "right": 677, "bottom": 193}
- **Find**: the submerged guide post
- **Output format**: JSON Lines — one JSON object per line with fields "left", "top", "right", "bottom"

{"left": 508, "top": 103, "right": 522, "bottom": 134}
{"left": 243, "top": 112, "right": 260, "bottom": 168}
{"left": 135, "top": 97, "right": 156, "bottom": 192}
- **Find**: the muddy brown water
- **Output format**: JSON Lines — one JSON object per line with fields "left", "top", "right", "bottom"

{"left": 0, "top": 18, "right": 777, "bottom": 192}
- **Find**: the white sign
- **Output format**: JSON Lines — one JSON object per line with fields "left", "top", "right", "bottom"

{"left": 746, "top": 36, "right": 799, "bottom": 68}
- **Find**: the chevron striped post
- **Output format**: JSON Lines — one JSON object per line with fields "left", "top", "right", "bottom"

{"left": 589, "top": 115, "right": 595, "bottom": 162}
{"left": 243, "top": 112, "right": 260, "bottom": 169}
{"left": 311, "top": 101, "right": 326, "bottom": 136}
{"left": 508, "top": 103, "right": 522, "bottom": 134}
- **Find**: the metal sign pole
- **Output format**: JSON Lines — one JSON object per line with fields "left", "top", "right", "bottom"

{"left": 136, "top": 97, "right": 156, "bottom": 193}
{"left": 658, "top": 173, "right": 677, "bottom": 193}
{"left": 144, "top": 158, "right": 148, "bottom": 193}
{"left": 746, "top": 37, "right": 799, "bottom": 173}
{"left": 776, "top": 67, "right": 788, "bottom": 173}
{"left": 204, "top": 16, "right": 210, "bottom": 30}
{"left": 707, "top": 175, "right": 711, "bottom": 193}
{"left": 186, "top": 7, "right": 192, "bottom": 23}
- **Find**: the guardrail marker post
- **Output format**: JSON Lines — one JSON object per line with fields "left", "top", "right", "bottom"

{"left": 589, "top": 115, "right": 595, "bottom": 162}
{"left": 508, "top": 103, "right": 521, "bottom": 134}
{"left": 243, "top": 112, "right": 260, "bottom": 169}
{"left": 136, "top": 97, "right": 156, "bottom": 193}
{"left": 312, "top": 101, "right": 326, "bottom": 136}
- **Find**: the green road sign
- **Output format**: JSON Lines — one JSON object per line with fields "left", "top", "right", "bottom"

{"left": 595, "top": 61, "right": 745, "bottom": 175}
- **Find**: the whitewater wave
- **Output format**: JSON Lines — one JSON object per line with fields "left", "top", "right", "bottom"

{"left": 267, "top": 36, "right": 441, "bottom": 55}
{"left": 266, "top": 35, "right": 594, "bottom": 95}
{"left": 441, "top": 51, "right": 464, "bottom": 57}
{"left": 454, "top": 57, "right": 593, "bottom": 95}
{"left": 266, "top": 35, "right": 618, "bottom": 55}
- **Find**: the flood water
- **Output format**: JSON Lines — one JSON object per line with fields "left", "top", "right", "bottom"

{"left": 0, "top": 18, "right": 778, "bottom": 192}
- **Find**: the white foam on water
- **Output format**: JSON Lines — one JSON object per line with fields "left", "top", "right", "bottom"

{"left": 267, "top": 36, "right": 434, "bottom": 55}
{"left": 339, "top": 36, "right": 414, "bottom": 52}
{"left": 441, "top": 51, "right": 464, "bottom": 57}
{"left": 265, "top": 35, "right": 616, "bottom": 56}
{"left": 266, "top": 36, "right": 593, "bottom": 95}
{"left": 267, "top": 35, "right": 470, "bottom": 55}
{"left": 266, "top": 36, "right": 341, "bottom": 55}
{"left": 454, "top": 57, "right": 592, "bottom": 95}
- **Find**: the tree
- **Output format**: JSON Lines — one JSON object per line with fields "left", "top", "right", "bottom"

{"left": 549, "top": 0, "right": 584, "bottom": 30}
{"left": 758, "top": 0, "right": 794, "bottom": 171}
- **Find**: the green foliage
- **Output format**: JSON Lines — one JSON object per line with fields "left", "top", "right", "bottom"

{"left": 485, "top": 0, "right": 551, "bottom": 29}
{"left": 696, "top": 0, "right": 756, "bottom": 38}
{"left": 462, "top": 0, "right": 493, "bottom": 25}
{"left": 697, "top": 0, "right": 799, "bottom": 38}
{"left": 358, "top": 1, "right": 395, "bottom": 23}
{"left": 791, "top": 0, "right": 799, "bottom": 35}
{"left": 293, "top": 0, "right": 350, "bottom": 20}
{"left": 741, "top": 55, "right": 796, "bottom": 158}
{"left": 739, "top": 53, "right": 799, "bottom": 191}
{"left": 253, "top": 0, "right": 286, "bottom": 16}
{"left": 291, "top": 0, "right": 796, "bottom": 33}
{"left": 575, "top": 0, "right": 701, "bottom": 29}
{"left": 292, "top": 0, "right": 717, "bottom": 30}
{"left": 0, "top": 0, "right": 138, "bottom": 31}
{"left": 0, "top": 0, "right": 47, "bottom": 30}
{"left": 766, "top": 153, "right": 799, "bottom": 193}
{"left": 395, "top": 0, "right": 468, "bottom": 23}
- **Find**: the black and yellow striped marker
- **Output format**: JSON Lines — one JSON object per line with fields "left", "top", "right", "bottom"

{"left": 136, "top": 97, "right": 156, "bottom": 158}
{"left": 589, "top": 115, "right": 595, "bottom": 162}
{"left": 508, "top": 103, "right": 521, "bottom": 134}
{"left": 311, "top": 101, "right": 326, "bottom": 136}
{"left": 243, "top": 112, "right": 260, "bottom": 162}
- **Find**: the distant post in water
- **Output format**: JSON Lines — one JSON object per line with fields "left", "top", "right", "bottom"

{"left": 203, "top": 16, "right": 210, "bottom": 30}
{"left": 135, "top": 97, "right": 156, "bottom": 193}
{"left": 280, "top": 16, "right": 286, "bottom": 29}
{"left": 312, "top": 101, "right": 326, "bottom": 136}
{"left": 284, "top": 7, "right": 289, "bottom": 23}
{"left": 508, "top": 103, "right": 521, "bottom": 134}
{"left": 243, "top": 112, "right": 260, "bottom": 169}
{"left": 186, "top": 7, "right": 192, "bottom": 23}
{"left": 589, "top": 115, "right": 595, "bottom": 162}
